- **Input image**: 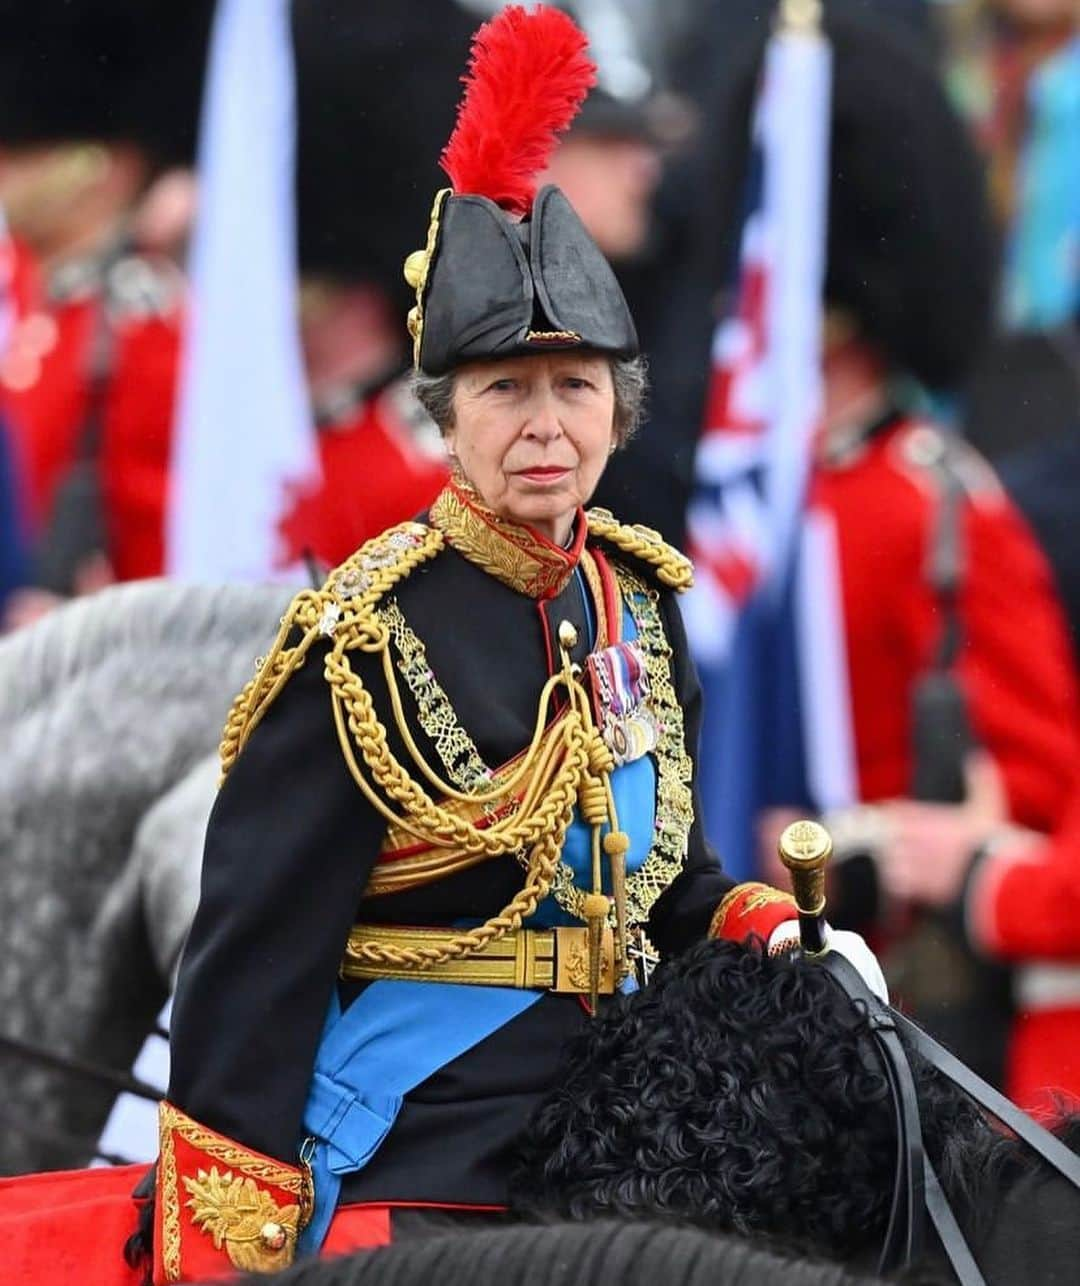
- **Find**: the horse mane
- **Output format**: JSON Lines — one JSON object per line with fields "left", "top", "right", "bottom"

{"left": 0, "top": 580, "right": 293, "bottom": 723}
{"left": 236, "top": 1219, "right": 884, "bottom": 1285}
{"left": 511, "top": 939, "right": 1028, "bottom": 1268}
{"left": 0, "top": 581, "right": 294, "bottom": 1175}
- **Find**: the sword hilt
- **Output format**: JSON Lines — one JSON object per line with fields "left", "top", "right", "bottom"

{"left": 777, "top": 819, "right": 832, "bottom": 954}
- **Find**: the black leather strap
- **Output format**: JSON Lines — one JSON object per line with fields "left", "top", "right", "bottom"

{"left": 811, "top": 948, "right": 1080, "bottom": 1283}
{"left": 820, "top": 954, "right": 926, "bottom": 1274}
{"left": 925, "top": 1160, "right": 985, "bottom": 1286}
{"left": 893, "top": 1009, "right": 1080, "bottom": 1192}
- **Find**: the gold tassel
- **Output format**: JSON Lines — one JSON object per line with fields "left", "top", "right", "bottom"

{"left": 582, "top": 891, "right": 610, "bottom": 1014}
{"left": 604, "top": 830, "right": 630, "bottom": 977}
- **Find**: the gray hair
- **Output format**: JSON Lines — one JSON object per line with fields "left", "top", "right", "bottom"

{"left": 411, "top": 353, "right": 649, "bottom": 446}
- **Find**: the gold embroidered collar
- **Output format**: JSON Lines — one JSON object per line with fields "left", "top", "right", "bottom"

{"left": 429, "top": 480, "right": 585, "bottom": 599}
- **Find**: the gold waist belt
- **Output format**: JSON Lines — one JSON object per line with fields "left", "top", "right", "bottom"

{"left": 340, "top": 923, "right": 616, "bottom": 996}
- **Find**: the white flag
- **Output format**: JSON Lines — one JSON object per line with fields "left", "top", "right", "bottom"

{"left": 167, "top": 0, "right": 318, "bottom": 581}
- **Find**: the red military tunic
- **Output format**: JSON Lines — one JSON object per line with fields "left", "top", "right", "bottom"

{"left": 812, "top": 416, "right": 1080, "bottom": 831}
{"left": 967, "top": 786, "right": 1080, "bottom": 1113}
{"left": 0, "top": 239, "right": 183, "bottom": 582}
{"left": 277, "top": 377, "right": 450, "bottom": 571}
{"left": 812, "top": 415, "right": 1080, "bottom": 1107}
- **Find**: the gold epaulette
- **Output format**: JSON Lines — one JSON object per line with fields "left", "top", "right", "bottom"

{"left": 585, "top": 507, "right": 693, "bottom": 592}
{"left": 218, "top": 521, "right": 443, "bottom": 780}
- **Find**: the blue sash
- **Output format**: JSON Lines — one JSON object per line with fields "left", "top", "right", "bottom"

{"left": 299, "top": 600, "right": 656, "bottom": 1251}
{"left": 298, "top": 980, "right": 540, "bottom": 1253}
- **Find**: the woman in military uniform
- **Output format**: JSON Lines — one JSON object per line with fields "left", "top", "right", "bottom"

{"left": 144, "top": 9, "right": 885, "bottom": 1283}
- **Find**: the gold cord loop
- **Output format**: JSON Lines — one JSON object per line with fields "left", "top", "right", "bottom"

{"left": 216, "top": 520, "right": 670, "bottom": 991}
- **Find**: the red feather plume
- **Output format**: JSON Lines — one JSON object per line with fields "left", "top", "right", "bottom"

{"left": 440, "top": 5, "right": 596, "bottom": 216}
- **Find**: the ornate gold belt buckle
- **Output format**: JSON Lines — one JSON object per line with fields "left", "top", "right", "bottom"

{"left": 552, "top": 926, "right": 616, "bottom": 995}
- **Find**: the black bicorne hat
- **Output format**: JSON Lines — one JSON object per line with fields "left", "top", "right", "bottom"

{"left": 411, "top": 185, "right": 638, "bottom": 375}
{"left": 404, "top": 5, "right": 639, "bottom": 375}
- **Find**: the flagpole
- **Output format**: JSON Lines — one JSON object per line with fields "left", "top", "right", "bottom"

{"left": 778, "top": 0, "right": 823, "bottom": 34}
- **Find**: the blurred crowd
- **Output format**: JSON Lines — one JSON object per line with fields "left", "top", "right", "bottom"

{"left": 1, "top": 0, "right": 1079, "bottom": 1113}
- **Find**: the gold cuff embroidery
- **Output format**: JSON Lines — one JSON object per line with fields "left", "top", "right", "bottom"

{"left": 708, "top": 882, "right": 797, "bottom": 939}
{"left": 157, "top": 1101, "right": 304, "bottom": 1282}
{"left": 183, "top": 1167, "right": 300, "bottom": 1274}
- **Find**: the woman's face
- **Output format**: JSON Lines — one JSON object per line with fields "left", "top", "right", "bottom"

{"left": 448, "top": 351, "right": 616, "bottom": 544}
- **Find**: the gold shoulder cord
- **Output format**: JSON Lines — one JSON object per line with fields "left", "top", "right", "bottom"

{"left": 585, "top": 507, "right": 694, "bottom": 591}
{"left": 217, "top": 521, "right": 631, "bottom": 997}
{"left": 377, "top": 562, "right": 694, "bottom": 930}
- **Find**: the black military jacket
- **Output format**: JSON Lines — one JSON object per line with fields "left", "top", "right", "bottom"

{"left": 167, "top": 501, "right": 735, "bottom": 1209}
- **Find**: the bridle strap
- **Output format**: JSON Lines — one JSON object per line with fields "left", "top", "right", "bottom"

{"left": 813, "top": 951, "right": 1080, "bottom": 1284}
{"left": 819, "top": 954, "right": 927, "bottom": 1274}
{"left": 893, "top": 1010, "right": 1080, "bottom": 1193}
{"left": 925, "top": 1160, "right": 985, "bottom": 1286}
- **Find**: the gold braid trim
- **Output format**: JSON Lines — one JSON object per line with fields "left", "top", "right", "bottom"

{"left": 526, "top": 328, "right": 582, "bottom": 342}
{"left": 379, "top": 598, "right": 495, "bottom": 796}
{"left": 218, "top": 521, "right": 443, "bottom": 783}
{"left": 368, "top": 563, "right": 693, "bottom": 928}
{"left": 586, "top": 507, "right": 694, "bottom": 592}
{"left": 215, "top": 518, "right": 615, "bottom": 973}
{"left": 159, "top": 1103, "right": 182, "bottom": 1282}
{"left": 617, "top": 567, "right": 695, "bottom": 923}
{"left": 158, "top": 1101, "right": 304, "bottom": 1282}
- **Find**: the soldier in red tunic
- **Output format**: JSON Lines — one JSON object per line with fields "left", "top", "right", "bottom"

{"left": 873, "top": 745, "right": 1080, "bottom": 1113}
{"left": 0, "top": 2, "right": 471, "bottom": 608}
{"left": 0, "top": 4, "right": 211, "bottom": 617}
{"left": 739, "top": 11, "right": 1080, "bottom": 1094}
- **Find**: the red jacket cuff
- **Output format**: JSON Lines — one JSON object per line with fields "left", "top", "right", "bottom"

{"left": 708, "top": 882, "right": 798, "bottom": 945}
{"left": 154, "top": 1101, "right": 307, "bottom": 1284}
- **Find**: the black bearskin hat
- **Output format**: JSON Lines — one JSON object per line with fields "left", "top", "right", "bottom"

{"left": 291, "top": 0, "right": 475, "bottom": 296}
{"left": 403, "top": 5, "right": 639, "bottom": 375}
{"left": 706, "top": 3, "right": 996, "bottom": 390}
{"left": 0, "top": 0, "right": 214, "bottom": 166}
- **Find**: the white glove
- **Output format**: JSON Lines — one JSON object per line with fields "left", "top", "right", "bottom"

{"left": 767, "top": 920, "right": 889, "bottom": 1003}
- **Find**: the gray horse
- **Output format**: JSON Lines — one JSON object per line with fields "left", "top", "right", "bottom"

{"left": 0, "top": 580, "right": 293, "bottom": 1175}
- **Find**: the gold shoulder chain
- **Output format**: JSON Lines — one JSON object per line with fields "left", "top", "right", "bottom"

{"left": 218, "top": 521, "right": 442, "bottom": 782}
{"left": 586, "top": 507, "right": 694, "bottom": 592}
{"left": 377, "top": 599, "right": 495, "bottom": 797}
{"left": 375, "top": 597, "right": 590, "bottom": 916}
{"left": 616, "top": 566, "right": 695, "bottom": 923}
{"left": 374, "top": 570, "right": 694, "bottom": 928}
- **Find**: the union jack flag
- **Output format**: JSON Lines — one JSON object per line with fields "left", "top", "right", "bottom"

{"left": 682, "top": 18, "right": 856, "bottom": 880}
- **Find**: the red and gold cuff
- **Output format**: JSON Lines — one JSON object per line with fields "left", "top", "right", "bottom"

{"left": 154, "top": 1101, "right": 307, "bottom": 1284}
{"left": 708, "top": 881, "right": 798, "bottom": 946}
